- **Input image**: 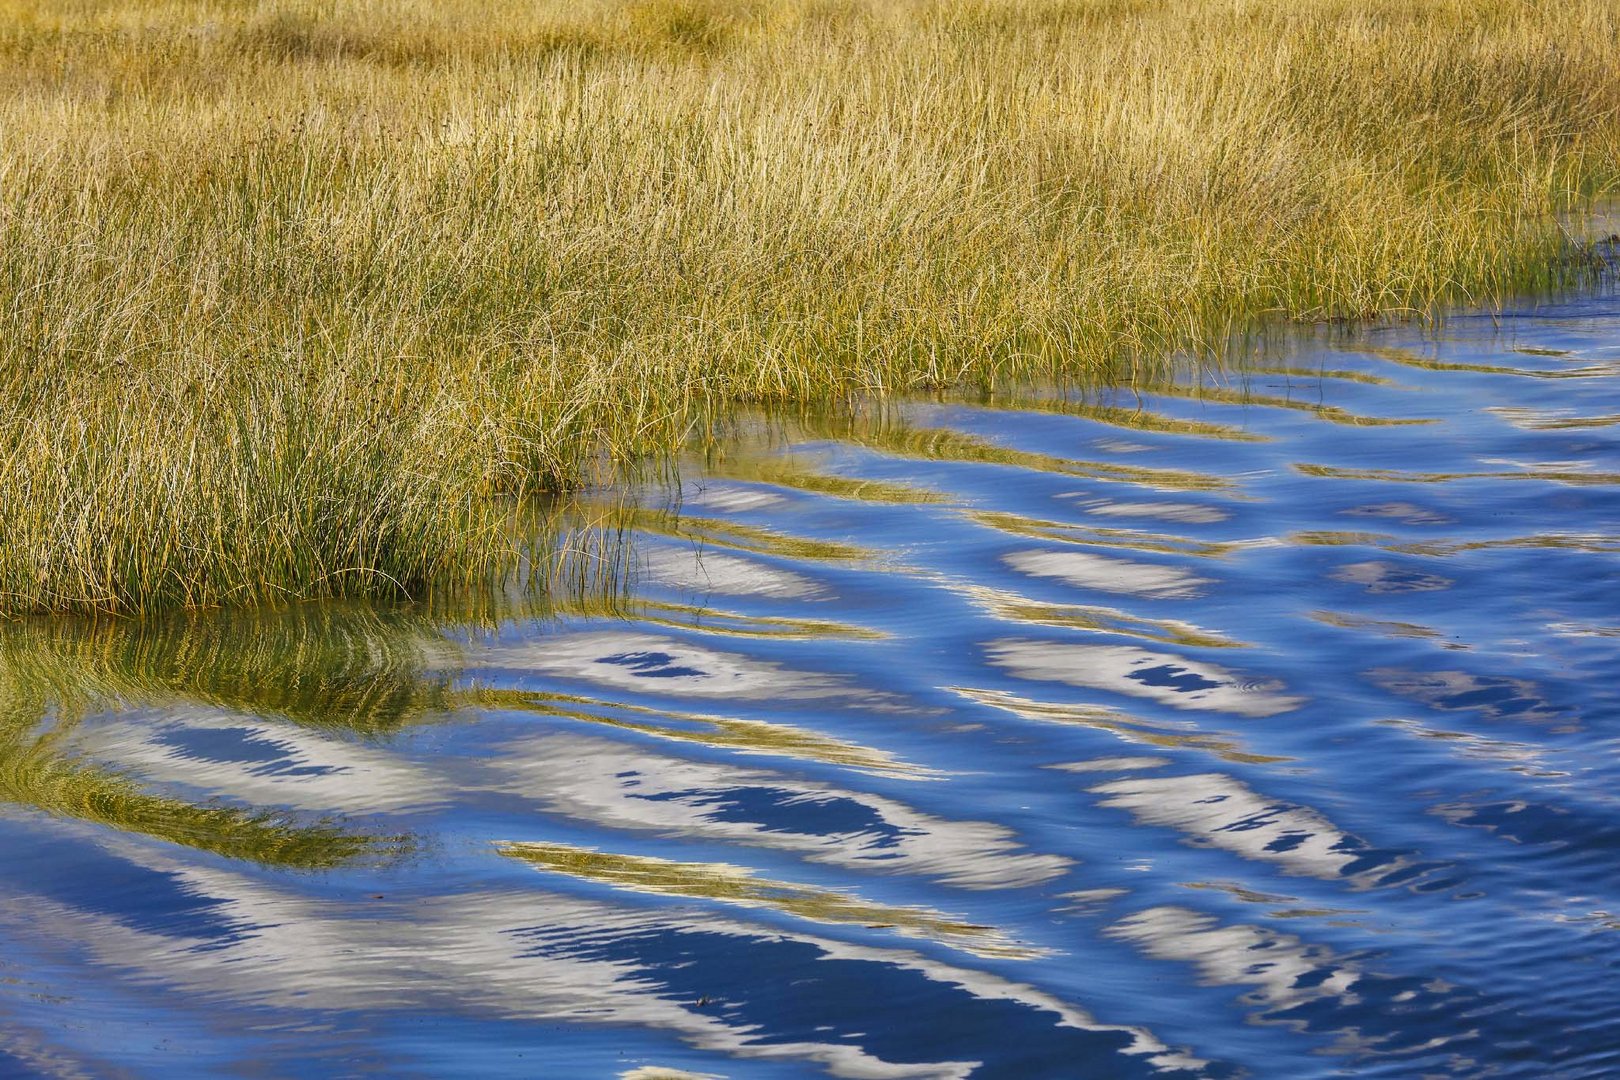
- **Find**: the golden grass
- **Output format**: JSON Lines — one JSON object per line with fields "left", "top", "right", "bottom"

{"left": 2, "top": 0, "right": 1616, "bottom": 614}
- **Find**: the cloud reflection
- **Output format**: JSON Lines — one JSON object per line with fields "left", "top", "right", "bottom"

{"left": 1003, "top": 551, "right": 1211, "bottom": 600}
{"left": 1106, "top": 906, "right": 1478, "bottom": 1065}
{"left": 1330, "top": 561, "right": 1452, "bottom": 594}
{"left": 1368, "top": 668, "right": 1566, "bottom": 726}
{"left": 74, "top": 710, "right": 444, "bottom": 815}
{"left": 1088, "top": 773, "right": 1391, "bottom": 883}
{"left": 0, "top": 847, "right": 1203, "bottom": 1079}
{"left": 485, "top": 733, "right": 1070, "bottom": 890}
{"left": 1067, "top": 498, "right": 1231, "bottom": 525}
{"left": 985, "top": 640, "right": 1302, "bottom": 717}
{"left": 639, "top": 546, "right": 825, "bottom": 600}
{"left": 497, "top": 841, "right": 1040, "bottom": 959}
{"left": 474, "top": 631, "right": 854, "bottom": 703}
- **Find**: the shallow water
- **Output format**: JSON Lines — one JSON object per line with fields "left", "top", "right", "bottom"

{"left": 3, "top": 279, "right": 1620, "bottom": 1078}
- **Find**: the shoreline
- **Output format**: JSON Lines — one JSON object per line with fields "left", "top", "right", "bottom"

{"left": 3, "top": 0, "right": 1618, "bottom": 615}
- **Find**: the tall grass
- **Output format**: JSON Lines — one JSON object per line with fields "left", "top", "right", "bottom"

{"left": 2, "top": 0, "right": 1616, "bottom": 614}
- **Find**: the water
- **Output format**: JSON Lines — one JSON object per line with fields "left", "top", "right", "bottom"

{"left": 2, "top": 276, "right": 1619, "bottom": 1078}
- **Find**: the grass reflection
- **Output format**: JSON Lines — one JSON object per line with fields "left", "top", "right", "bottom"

{"left": 473, "top": 689, "right": 918, "bottom": 776}
{"left": 0, "top": 497, "right": 660, "bottom": 866}
{"left": 953, "top": 684, "right": 1289, "bottom": 766}
{"left": 1141, "top": 381, "right": 1432, "bottom": 427}
{"left": 968, "top": 511, "right": 1234, "bottom": 558}
{"left": 772, "top": 408, "right": 1234, "bottom": 493}
{"left": 963, "top": 585, "right": 1246, "bottom": 649}
{"left": 619, "top": 507, "right": 874, "bottom": 563}
{"left": 968, "top": 393, "right": 1271, "bottom": 441}
{"left": 697, "top": 449, "right": 947, "bottom": 506}
{"left": 0, "top": 649, "right": 407, "bottom": 868}
{"left": 498, "top": 840, "right": 1037, "bottom": 960}
{"left": 0, "top": 591, "right": 552, "bottom": 868}
{"left": 0, "top": 504, "right": 912, "bottom": 867}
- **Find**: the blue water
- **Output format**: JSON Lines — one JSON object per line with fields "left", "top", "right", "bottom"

{"left": 2, "top": 274, "right": 1618, "bottom": 1077}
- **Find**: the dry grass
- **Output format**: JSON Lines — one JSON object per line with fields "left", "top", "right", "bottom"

{"left": 2, "top": 0, "right": 1616, "bottom": 614}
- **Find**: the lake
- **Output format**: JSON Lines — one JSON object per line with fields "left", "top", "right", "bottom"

{"left": 1, "top": 267, "right": 1617, "bottom": 1077}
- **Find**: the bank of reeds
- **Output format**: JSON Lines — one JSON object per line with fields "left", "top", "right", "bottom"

{"left": 2, "top": 0, "right": 1617, "bottom": 614}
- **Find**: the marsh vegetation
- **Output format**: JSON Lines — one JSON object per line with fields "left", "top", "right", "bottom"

{"left": 2, "top": 0, "right": 1616, "bottom": 613}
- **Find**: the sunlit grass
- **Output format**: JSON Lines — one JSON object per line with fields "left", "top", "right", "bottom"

{"left": 2, "top": 0, "right": 1616, "bottom": 614}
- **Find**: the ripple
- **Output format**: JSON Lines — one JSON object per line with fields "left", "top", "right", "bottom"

{"left": 1296, "top": 463, "right": 1620, "bottom": 486}
{"left": 1330, "top": 560, "right": 1453, "bottom": 594}
{"left": 952, "top": 685, "right": 1290, "bottom": 765}
{"left": 1067, "top": 497, "right": 1232, "bottom": 525}
{"left": 964, "top": 584, "right": 1245, "bottom": 648}
{"left": 984, "top": 640, "right": 1303, "bottom": 717}
{"left": 972, "top": 510, "right": 1234, "bottom": 557}
{"left": 497, "top": 841, "right": 1039, "bottom": 959}
{"left": 473, "top": 630, "right": 860, "bottom": 703}
{"left": 1002, "top": 551, "right": 1212, "bottom": 600}
{"left": 1106, "top": 906, "right": 1482, "bottom": 1065}
{"left": 2, "top": 848, "right": 1203, "bottom": 1077}
{"left": 638, "top": 545, "right": 826, "bottom": 600}
{"left": 485, "top": 734, "right": 1071, "bottom": 890}
{"left": 1487, "top": 406, "right": 1620, "bottom": 430}
{"left": 74, "top": 710, "right": 444, "bottom": 814}
{"left": 1367, "top": 667, "right": 1567, "bottom": 725}
{"left": 474, "top": 688, "right": 920, "bottom": 775}
{"left": 1088, "top": 773, "right": 1415, "bottom": 885}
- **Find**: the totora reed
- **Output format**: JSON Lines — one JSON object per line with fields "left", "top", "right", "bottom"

{"left": 1, "top": 0, "right": 1617, "bottom": 614}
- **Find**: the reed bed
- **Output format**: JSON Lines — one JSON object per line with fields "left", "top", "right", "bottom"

{"left": 1, "top": 0, "right": 1616, "bottom": 614}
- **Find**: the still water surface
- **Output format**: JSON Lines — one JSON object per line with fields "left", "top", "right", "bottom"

{"left": 3, "top": 277, "right": 1619, "bottom": 1077}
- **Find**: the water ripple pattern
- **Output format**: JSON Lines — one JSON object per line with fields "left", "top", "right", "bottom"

{"left": 2, "top": 284, "right": 1618, "bottom": 1078}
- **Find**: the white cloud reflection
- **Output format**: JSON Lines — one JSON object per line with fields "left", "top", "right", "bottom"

{"left": 472, "top": 631, "right": 851, "bottom": 702}
{"left": 1088, "top": 773, "right": 1364, "bottom": 881}
{"left": 985, "top": 640, "right": 1302, "bottom": 717}
{"left": 1003, "top": 551, "right": 1210, "bottom": 600}
{"left": 0, "top": 842, "right": 1202, "bottom": 1079}
{"left": 639, "top": 546, "right": 824, "bottom": 600}
{"left": 485, "top": 733, "right": 1070, "bottom": 891}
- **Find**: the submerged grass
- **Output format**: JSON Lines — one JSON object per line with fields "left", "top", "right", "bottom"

{"left": 2, "top": 0, "right": 1617, "bottom": 613}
